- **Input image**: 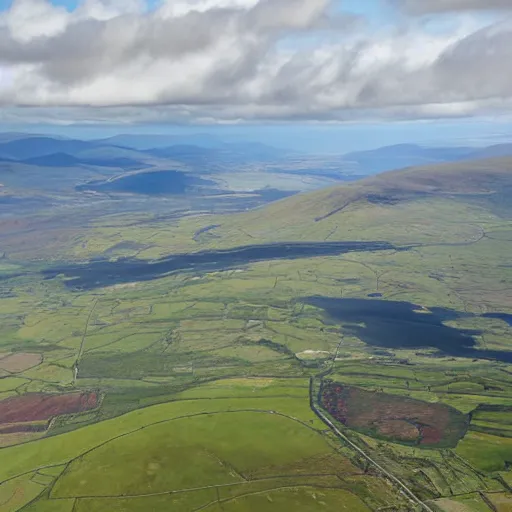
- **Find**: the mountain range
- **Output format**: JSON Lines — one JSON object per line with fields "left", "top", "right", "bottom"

{"left": 1, "top": 133, "right": 512, "bottom": 175}
{"left": 1, "top": 133, "right": 512, "bottom": 208}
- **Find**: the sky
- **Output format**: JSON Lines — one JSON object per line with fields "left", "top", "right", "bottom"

{"left": 0, "top": 0, "right": 512, "bottom": 151}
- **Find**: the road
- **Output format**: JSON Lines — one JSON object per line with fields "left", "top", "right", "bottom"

{"left": 309, "top": 379, "right": 435, "bottom": 512}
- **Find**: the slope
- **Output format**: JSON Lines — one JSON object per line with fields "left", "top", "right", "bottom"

{"left": 202, "top": 155, "right": 512, "bottom": 247}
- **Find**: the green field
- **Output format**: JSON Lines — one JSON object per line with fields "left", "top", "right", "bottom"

{"left": 2, "top": 159, "right": 512, "bottom": 510}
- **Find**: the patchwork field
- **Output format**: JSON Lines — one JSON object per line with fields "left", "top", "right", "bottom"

{"left": 0, "top": 385, "right": 413, "bottom": 512}
{"left": 1, "top": 160, "right": 512, "bottom": 511}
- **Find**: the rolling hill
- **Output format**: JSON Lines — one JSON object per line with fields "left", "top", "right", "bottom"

{"left": 208, "top": 155, "right": 512, "bottom": 240}
{"left": 1, "top": 148, "right": 512, "bottom": 512}
{"left": 341, "top": 143, "right": 512, "bottom": 174}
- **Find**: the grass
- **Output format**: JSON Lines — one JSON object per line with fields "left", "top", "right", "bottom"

{"left": 23, "top": 493, "right": 75, "bottom": 512}
{"left": 0, "top": 377, "right": 26, "bottom": 392}
{"left": 63, "top": 486, "right": 373, "bottom": 512}
{"left": 0, "top": 394, "right": 370, "bottom": 510}
{"left": 484, "top": 492, "right": 512, "bottom": 512}
{"left": 51, "top": 411, "right": 339, "bottom": 498}
{"left": 434, "top": 493, "right": 492, "bottom": 512}
{"left": 1, "top": 158, "right": 512, "bottom": 510}
{"left": 217, "top": 487, "right": 371, "bottom": 512}
{"left": 0, "top": 396, "right": 326, "bottom": 483}
{"left": 456, "top": 432, "right": 512, "bottom": 472}
{"left": 0, "top": 474, "right": 45, "bottom": 512}
{"left": 173, "top": 377, "right": 310, "bottom": 400}
{"left": 74, "top": 489, "right": 217, "bottom": 512}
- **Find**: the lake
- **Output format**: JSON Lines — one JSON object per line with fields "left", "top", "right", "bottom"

{"left": 305, "top": 297, "right": 512, "bottom": 363}
{"left": 44, "top": 241, "right": 400, "bottom": 290}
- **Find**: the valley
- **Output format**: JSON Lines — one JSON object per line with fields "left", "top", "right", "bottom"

{"left": 0, "top": 137, "right": 512, "bottom": 512}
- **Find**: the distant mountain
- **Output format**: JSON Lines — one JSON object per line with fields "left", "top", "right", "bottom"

{"left": 0, "top": 132, "right": 54, "bottom": 144}
{"left": 22, "top": 152, "right": 148, "bottom": 170}
{"left": 341, "top": 144, "right": 478, "bottom": 174}
{"left": 0, "top": 133, "right": 288, "bottom": 171}
{"left": 96, "top": 134, "right": 225, "bottom": 150}
{"left": 224, "top": 155, "right": 512, "bottom": 238}
{"left": 0, "top": 136, "right": 97, "bottom": 160}
{"left": 96, "top": 134, "right": 290, "bottom": 157}
{"left": 73, "top": 145, "right": 153, "bottom": 161}
{"left": 144, "top": 142, "right": 288, "bottom": 167}
{"left": 144, "top": 144, "right": 220, "bottom": 160}
{"left": 470, "top": 143, "right": 512, "bottom": 159}
{"left": 22, "top": 153, "right": 81, "bottom": 167}
{"left": 340, "top": 142, "right": 512, "bottom": 175}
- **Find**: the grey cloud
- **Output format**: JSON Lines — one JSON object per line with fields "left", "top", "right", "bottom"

{"left": 0, "top": 0, "right": 340, "bottom": 91}
{"left": 355, "top": 21, "right": 512, "bottom": 108}
{"left": 0, "top": 0, "right": 512, "bottom": 124}
{"left": 398, "top": 0, "right": 512, "bottom": 14}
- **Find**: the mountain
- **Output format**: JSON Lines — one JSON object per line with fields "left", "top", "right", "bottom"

{"left": 22, "top": 152, "right": 148, "bottom": 170}
{"left": 210, "top": 155, "right": 512, "bottom": 246}
{"left": 339, "top": 142, "right": 512, "bottom": 175}
{"left": 144, "top": 144, "right": 220, "bottom": 161}
{"left": 0, "top": 136, "right": 95, "bottom": 160}
{"left": 73, "top": 145, "right": 153, "bottom": 160}
{"left": 96, "top": 133, "right": 225, "bottom": 150}
{"left": 340, "top": 144, "right": 478, "bottom": 174}
{"left": 470, "top": 143, "right": 512, "bottom": 159}
{"left": 0, "top": 132, "right": 54, "bottom": 143}
{"left": 22, "top": 152, "right": 81, "bottom": 167}
{"left": 144, "top": 142, "right": 289, "bottom": 167}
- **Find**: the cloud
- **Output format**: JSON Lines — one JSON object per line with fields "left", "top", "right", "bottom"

{"left": 398, "top": 0, "right": 512, "bottom": 14}
{"left": 0, "top": 0, "right": 511, "bottom": 124}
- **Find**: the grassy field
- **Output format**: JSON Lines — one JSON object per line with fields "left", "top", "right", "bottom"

{"left": 0, "top": 387, "right": 410, "bottom": 511}
{"left": 1, "top": 160, "right": 512, "bottom": 510}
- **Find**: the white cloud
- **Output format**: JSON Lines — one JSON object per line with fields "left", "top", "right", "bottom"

{"left": 0, "top": 0, "right": 511, "bottom": 124}
{"left": 3, "top": 0, "right": 69, "bottom": 42}
{"left": 159, "top": 0, "right": 260, "bottom": 17}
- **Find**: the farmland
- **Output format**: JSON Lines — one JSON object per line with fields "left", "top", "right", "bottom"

{"left": 1, "top": 159, "right": 512, "bottom": 510}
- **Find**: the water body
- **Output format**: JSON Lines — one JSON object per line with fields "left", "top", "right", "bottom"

{"left": 305, "top": 297, "right": 512, "bottom": 363}
{"left": 77, "top": 170, "right": 213, "bottom": 195}
{"left": 43, "top": 241, "right": 399, "bottom": 290}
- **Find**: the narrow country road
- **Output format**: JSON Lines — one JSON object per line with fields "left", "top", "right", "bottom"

{"left": 310, "top": 380, "right": 435, "bottom": 512}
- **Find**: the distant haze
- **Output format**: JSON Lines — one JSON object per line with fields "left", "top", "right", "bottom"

{"left": 2, "top": 121, "right": 512, "bottom": 154}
